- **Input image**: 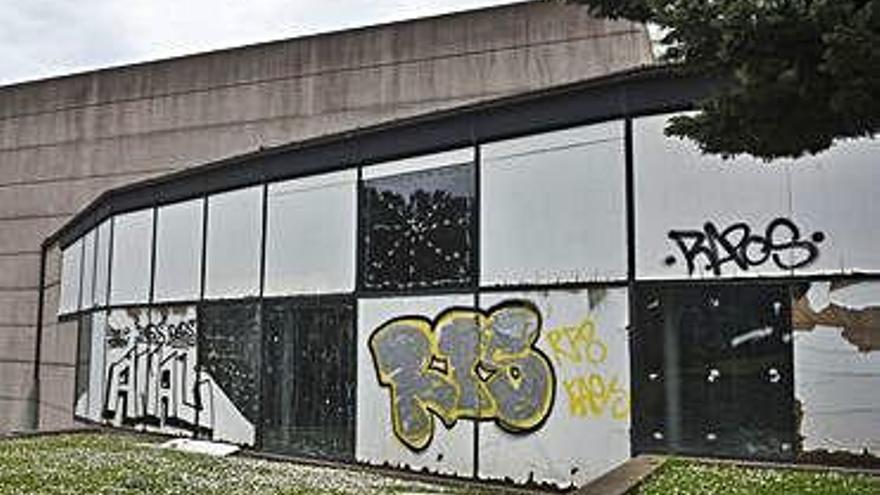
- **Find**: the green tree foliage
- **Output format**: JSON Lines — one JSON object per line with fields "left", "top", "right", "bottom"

{"left": 569, "top": 0, "right": 880, "bottom": 160}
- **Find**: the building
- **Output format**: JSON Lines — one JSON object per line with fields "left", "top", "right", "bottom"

{"left": 0, "top": 1, "right": 653, "bottom": 433}
{"left": 52, "top": 61, "right": 880, "bottom": 489}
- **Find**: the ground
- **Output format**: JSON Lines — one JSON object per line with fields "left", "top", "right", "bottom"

{"left": 0, "top": 433, "right": 504, "bottom": 495}
{"left": 633, "top": 458, "right": 880, "bottom": 495}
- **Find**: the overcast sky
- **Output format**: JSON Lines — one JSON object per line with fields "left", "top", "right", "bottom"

{"left": 0, "top": 0, "right": 524, "bottom": 86}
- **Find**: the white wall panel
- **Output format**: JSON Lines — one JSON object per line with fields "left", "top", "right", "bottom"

{"left": 265, "top": 170, "right": 356, "bottom": 296}
{"left": 204, "top": 186, "right": 263, "bottom": 299}
{"left": 477, "top": 289, "right": 630, "bottom": 488}
{"left": 58, "top": 238, "right": 82, "bottom": 315}
{"left": 86, "top": 311, "right": 106, "bottom": 421}
{"left": 793, "top": 281, "right": 880, "bottom": 455}
{"left": 635, "top": 114, "right": 880, "bottom": 280}
{"left": 357, "top": 294, "right": 475, "bottom": 477}
{"left": 790, "top": 140, "right": 880, "bottom": 274}
{"left": 362, "top": 148, "right": 474, "bottom": 180}
{"left": 481, "top": 122, "right": 626, "bottom": 285}
{"left": 154, "top": 199, "right": 204, "bottom": 302}
{"left": 109, "top": 209, "right": 154, "bottom": 305}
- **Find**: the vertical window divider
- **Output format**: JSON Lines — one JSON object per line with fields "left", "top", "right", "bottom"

{"left": 195, "top": 195, "right": 209, "bottom": 439}
{"left": 257, "top": 183, "right": 269, "bottom": 450}
{"left": 259, "top": 184, "right": 269, "bottom": 300}
{"left": 471, "top": 139, "right": 481, "bottom": 481}
{"left": 624, "top": 117, "right": 639, "bottom": 454}
{"left": 148, "top": 206, "right": 159, "bottom": 305}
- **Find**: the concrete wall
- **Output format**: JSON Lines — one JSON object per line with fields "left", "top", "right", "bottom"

{"left": 0, "top": 1, "right": 652, "bottom": 431}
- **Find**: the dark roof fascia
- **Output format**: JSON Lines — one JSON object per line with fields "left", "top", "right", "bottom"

{"left": 49, "top": 64, "right": 723, "bottom": 249}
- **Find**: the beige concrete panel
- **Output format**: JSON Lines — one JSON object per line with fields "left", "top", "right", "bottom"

{"left": 45, "top": 245, "right": 62, "bottom": 289}
{"left": 0, "top": 26, "right": 649, "bottom": 154}
{"left": 0, "top": 173, "right": 163, "bottom": 219}
{"left": 38, "top": 363, "right": 76, "bottom": 431}
{"left": 0, "top": 3, "right": 647, "bottom": 120}
{"left": 0, "top": 217, "right": 64, "bottom": 255}
{"left": 0, "top": 289, "right": 39, "bottom": 327}
{"left": 0, "top": 252, "right": 41, "bottom": 290}
{"left": 0, "top": 326, "right": 36, "bottom": 360}
{"left": 0, "top": 361, "right": 35, "bottom": 398}
{"left": 0, "top": 395, "right": 35, "bottom": 432}
{"left": 39, "top": 318, "right": 78, "bottom": 367}
{"left": 42, "top": 281, "right": 62, "bottom": 327}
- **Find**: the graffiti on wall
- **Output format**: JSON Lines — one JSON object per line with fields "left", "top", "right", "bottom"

{"left": 369, "top": 301, "right": 555, "bottom": 451}
{"left": 545, "top": 317, "right": 630, "bottom": 420}
{"left": 665, "top": 217, "right": 825, "bottom": 276}
{"left": 103, "top": 307, "right": 208, "bottom": 434}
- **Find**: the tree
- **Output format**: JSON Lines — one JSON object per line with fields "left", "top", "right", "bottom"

{"left": 568, "top": 0, "right": 880, "bottom": 160}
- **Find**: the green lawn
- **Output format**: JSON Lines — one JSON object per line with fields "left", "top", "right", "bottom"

{"left": 0, "top": 433, "right": 492, "bottom": 495}
{"left": 633, "top": 458, "right": 880, "bottom": 495}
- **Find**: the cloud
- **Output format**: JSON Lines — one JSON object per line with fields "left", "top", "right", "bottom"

{"left": 0, "top": 0, "right": 521, "bottom": 86}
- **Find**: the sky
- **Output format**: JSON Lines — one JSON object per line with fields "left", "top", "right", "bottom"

{"left": 0, "top": 0, "right": 525, "bottom": 86}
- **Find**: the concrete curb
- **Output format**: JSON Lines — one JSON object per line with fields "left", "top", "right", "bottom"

{"left": 677, "top": 456, "right": 880, "bottom": 478}
{"left": 572, "top": 456, "right": 666, "bottom": 495}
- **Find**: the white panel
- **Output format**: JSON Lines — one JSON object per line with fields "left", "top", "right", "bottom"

{"left": 793, "top": 281, "right": 880, "bottom": 455}
{"left": 636, "top": 113, "right": 880, "bottom": 280}
{"left": 204, "top": 186, "right": 263, "bottom": 299}
{"left": 58, "top": 239, "right": 83, "bottom": 315}
{"left": 80, "top": 230, "right": 96, "bottom": 310}
{"left": 92, "top": 220, "right": 112, "bottom": 307}
{"left": 87, "top": 311, "right": 106, "bottom": 421}
{"left": 154, "top": 199, "right": 204, "bottom": 302}
{"left": 478, "top": 289, "right": 630, "bottom": 488}
{"left": 481, "top": 121, "right": 626, "bottom": 285}
{"left": 265, "top": 170, "right": 356, "bottom": 296}
{"left": 362, "top": 148, "right": 474, "bottom": 180}
{"left": 357, "top": 294, "right": 475, "bottom": 477}
{"left": 109, "top": 209, "right": 154, "bottom": 305}
{"left": 790, "top": 138, "right": 880, "bottom": 274}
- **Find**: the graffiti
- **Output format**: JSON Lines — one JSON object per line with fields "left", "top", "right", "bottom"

{"left": 103, "top": 307, "right": 210, "bottom": 435}
{"left": 563, "top": 373, "right": 629, "bottom": 420}
{"left": 665, "top": 217, "right": 825, "bottom": 276}
{"left": 545, "top": 318, "right": 607, "bottom": 365}
{"left": 545, "top": 316, "right": 630, "bottom": 421}
{"left": 369, "top": 301, "right": 555, "bottom": 451}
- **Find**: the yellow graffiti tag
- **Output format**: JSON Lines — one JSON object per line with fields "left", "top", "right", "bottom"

{"left": 544, "top": 317, "right": 608, "bottom": 365}
{"left": 563, "top": 373, "right": 630, "bottom": 420}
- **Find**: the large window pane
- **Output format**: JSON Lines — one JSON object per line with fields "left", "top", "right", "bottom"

{"left": 109, "top": 209, "right": 154, "bottom": 305}
{"left": 204, "top": 187, "right": 263, "bottom": 299}
{"left": 262, "top": 296, "right": 356, "bottom": 459}
{"left": 81, "top": 229, "right": 96, "bottom": 310}
{"left": 481, "top": 121, "right": 626, "bottom": 285}
{"left": 154, "top": 199, "right": 204, "bottom": 302}
{"left": 632, "top": 284, "right": 795, "bottom": 460}
{"left": 198, "top": 301, "right": 261, "bottom": 445}
{"left": 361, "top": 150, "right": 475, "bottom": 291}
{"left": 93, "top": 220, "right": 112, "bottom": 308}
{"left": 265, "top": 170, "right": 356, "bottom": 296}
{"left": 59, "top": 238, "right": 83, "bottom": 315}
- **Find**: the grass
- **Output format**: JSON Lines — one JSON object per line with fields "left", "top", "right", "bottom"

{"left": 633, "top": 458, "right": 880, "bottom": 495}
{"left": 0, "top": 433, "right": 493, "bottom": 495}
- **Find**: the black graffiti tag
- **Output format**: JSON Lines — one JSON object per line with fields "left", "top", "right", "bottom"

{"left": 665, "top": 218, "right": 825, "bottom": 276}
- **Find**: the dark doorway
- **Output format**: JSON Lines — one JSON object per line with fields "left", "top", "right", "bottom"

{"left": 632, "top": 283, "right": 796, "bottom": 460}
{"left": 261, "top": 296, "right": 356, "bottom": 460}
